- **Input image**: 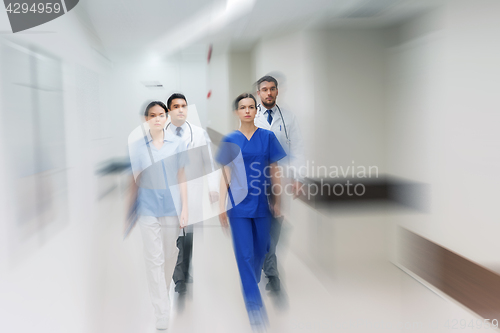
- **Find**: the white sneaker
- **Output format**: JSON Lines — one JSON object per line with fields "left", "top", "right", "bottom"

{"left": 156, "top": 317, "right": 169, "bottom": 330}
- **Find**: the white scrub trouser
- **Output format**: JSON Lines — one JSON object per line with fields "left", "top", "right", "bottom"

{"left": 139, "top": 216, "right": 180, "bottom": 319}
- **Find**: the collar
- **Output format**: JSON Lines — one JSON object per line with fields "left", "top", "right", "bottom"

{"left": 259, "top": 104, "right": 278, "bottom": 116}
{"left": 168, "top": 121, "right": 188, "bottom": 133}
{"left": 146, "top": 129, "right": 168, "bottom": 143}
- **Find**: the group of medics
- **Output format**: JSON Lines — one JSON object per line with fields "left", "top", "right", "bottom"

{"left": 128, "top": 75, "right": 305, "bottom": 332}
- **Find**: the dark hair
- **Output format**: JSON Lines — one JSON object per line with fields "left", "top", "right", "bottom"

{"left": 144, "top": 101, "right": 168, "bottom": 117}
{"left": 167, "top": 93, "right": 188, "bottom": 110}
{"left": 233, "top": 93, "right": 257, "bottom": 110}
{"left": 256, "top": 75, "right": 278, "bottom": 90}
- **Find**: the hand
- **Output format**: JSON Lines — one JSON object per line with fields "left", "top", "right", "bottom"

{"left": 292, "top": 180, "right": 304, "bottom": 199}
{"left": 219, "top": 211, "right": 228, "bottom": 228}
{"left": 124, "top": 194, "right": 138, "bottom": 238}
{"left": 219, "top": 212, "right": 230, "bottom": 237}
{"left": 209, "top": 191, "right": 220, "bottom": 203}
{"left": 271, "top": 203, "right": 281, "bottom": 218}
{"left": 180, "top": 209, "right": 188, "bottom": 228}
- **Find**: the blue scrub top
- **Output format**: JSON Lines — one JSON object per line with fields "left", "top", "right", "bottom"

{"left": 129, "top": 129, "right": 188, "bottom": 217}
{"left": 216, "top": 128, "right": 286, "bottom": 218}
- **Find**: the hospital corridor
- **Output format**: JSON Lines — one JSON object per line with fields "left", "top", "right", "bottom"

{"left": 74, "top": 189, "right": 491, "bottom": 333}
{"left": 1, "top": 0, "right": 500, "bottom": 332}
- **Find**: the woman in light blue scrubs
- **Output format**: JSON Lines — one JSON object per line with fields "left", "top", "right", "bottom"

{"left": 127, "top": 101, "right": 189, "bottom": 330}
{"left": 217, "top": 93, "right": 286, "bottom": 331}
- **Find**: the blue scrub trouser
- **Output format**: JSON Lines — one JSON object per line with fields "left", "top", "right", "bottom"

{"left": 230, "top": 216, "right": 271, "bottom": 311}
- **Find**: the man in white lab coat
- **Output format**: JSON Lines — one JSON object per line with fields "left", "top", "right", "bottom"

{"left": 166, "top": 93, "right": 220, "bottom": 294}
{"left": 254, "top": 75, "right": 305, "bottom": 292}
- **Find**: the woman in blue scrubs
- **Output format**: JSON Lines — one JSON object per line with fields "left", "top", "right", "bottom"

{"left": 217, "top": 93, "right": 286, "bottom": 331}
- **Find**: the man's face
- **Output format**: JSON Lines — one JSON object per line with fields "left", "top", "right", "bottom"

{"left": 146, "top": 105, "right": 167, "bottom": 129}
{"left": 257, "top": 81, "right": 278, "bottom": 108}
{"left": 168, "top": 98, "right": 188, "bottom": 124}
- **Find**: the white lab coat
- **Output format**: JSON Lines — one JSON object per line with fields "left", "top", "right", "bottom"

{"left": 254, "top": 104, "right": 306, "bottom": 181}
{"left": 165, "top": 121, "right": 219, "bottom": 227}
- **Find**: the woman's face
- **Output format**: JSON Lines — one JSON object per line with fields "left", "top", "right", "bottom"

{"left": 235, "top": 98, "right": 256, "bottom": 123}
{"left": 146, "top": 105, "right": 167, "bottom": 129}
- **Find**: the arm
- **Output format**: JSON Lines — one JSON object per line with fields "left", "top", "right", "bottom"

{"left": 270, "top": 162, "right": 282, "bottom": 217}
{"left": 178, "top": 167, "right": 188, "bottom": 228}
{"left": 218, "top": 165, "right": 231, "bottom": 228}
{"left": 127, "top": 175, "right": 138, "bottom": 210}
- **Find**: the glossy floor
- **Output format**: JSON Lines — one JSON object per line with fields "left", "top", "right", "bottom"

{"left": 87, "top": 194, "right": 489, "bottom": 333}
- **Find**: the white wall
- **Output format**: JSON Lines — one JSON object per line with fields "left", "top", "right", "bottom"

{"left": 310, "top": 28, "right": 393, "bottom": 269}
{"left": 0, "top": 9, "right": 115, "bottom": 333}
{"left": 313, "top": 29, "right": 388, "bottom": 175}
{"left": 387, "top": 0, "right": 500, "bottom": 266}
{"left": 228, "top": 51, "right": 254, "bottom": 129}
{"left": 249, "top": 2, "right": 500, "bottom": 272}
{"left": 207, "top": 52, "right": 232, "bottom": 135}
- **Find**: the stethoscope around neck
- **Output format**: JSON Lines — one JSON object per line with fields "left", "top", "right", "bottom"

{"left": 165, "top": 121, "right": 193, "bottom": 145}
{"left": 257, "top": 104, "right": 290, "bottom": 145}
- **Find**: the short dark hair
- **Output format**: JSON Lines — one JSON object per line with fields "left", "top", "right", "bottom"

{"left": 233, "top": 93, "right": 257, "bottom": 111}
{"left": 167, "top": 93, "right": 187, "bottom": 110}
{"left": 144, "top": 101, "right": 168, "bottom": 117}
{"left": 256, "top": 75, "right": 278, "bottom": 90}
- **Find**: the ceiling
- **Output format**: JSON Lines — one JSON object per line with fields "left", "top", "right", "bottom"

{"left": 74, "top": 0, "right": 439, "bottom": 62}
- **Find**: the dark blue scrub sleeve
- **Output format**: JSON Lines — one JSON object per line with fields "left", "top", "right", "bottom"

{"left": 268, "top": 132, "right": 287, "bottom": 164}
{"left": 216, "top": 140, "right": 242, "bottom": 166}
